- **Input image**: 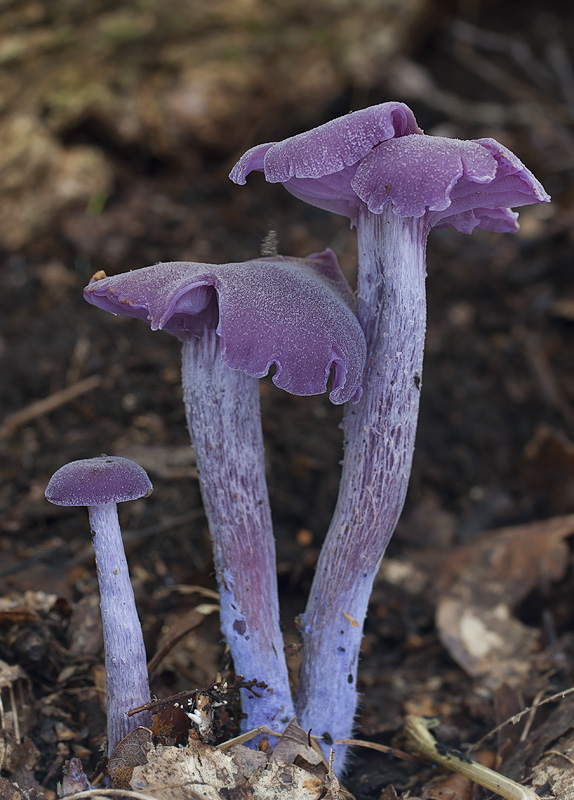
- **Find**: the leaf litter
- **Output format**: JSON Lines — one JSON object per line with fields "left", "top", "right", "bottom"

{"left": 2, "top": 0, "right": 574, "bottom": 797}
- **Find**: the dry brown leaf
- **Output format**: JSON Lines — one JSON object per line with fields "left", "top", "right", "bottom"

{"left": 270, "top": 718, "right": 325, "bottom": 774}
{"left": 109, "top": 727, "right": 154, "bottom": 788}
{"left": 437, "top": 515, "right": 574, "bottom": 602}
{"left": 436, "top": 515, "right": 574, "bottom": 687}
{"left": 131, "top": 736, "right": 333, "bottom": 800}
{"left": 436, "top": 599, "right": 538, "bottom": 688}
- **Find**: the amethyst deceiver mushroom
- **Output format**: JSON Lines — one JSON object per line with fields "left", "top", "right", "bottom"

{"left": 45, "top": 456, "right": 153, "bottom": 755}
{"left": 83, "top": 251, "right": 367, "bottom": 734}
{"left": 231, "top": 102, "right": 550, "bottom": 767}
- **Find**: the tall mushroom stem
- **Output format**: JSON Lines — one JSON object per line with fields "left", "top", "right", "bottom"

{"left": 296, "top": 207, "right": 428, "bottom": 765}
{"left": 88, "top": 503, "right": 152, "bottom": 755}
{"left": 181, "top": 330, "right": 294, "bottom": 731}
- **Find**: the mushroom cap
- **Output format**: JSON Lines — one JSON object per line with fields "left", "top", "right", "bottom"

{"left": 230, "top": 102, "right": 421, "bottom": 222}
{"left": 46, "top": 456, "right": 153, "bottom": 507}
{"left": 83, "top": 250, "right": 367, "bottom": 405}
{"left": 351, "top": 134, "right": 550, "bottom": 233}
{"left": 230, "top": 102, "right": 550, "bottom": 230}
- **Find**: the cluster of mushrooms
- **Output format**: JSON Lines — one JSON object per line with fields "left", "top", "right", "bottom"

{"left": 46, "top": 101, "right": 549, "bottom": 773}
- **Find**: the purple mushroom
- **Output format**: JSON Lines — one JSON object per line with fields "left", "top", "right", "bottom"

{"left": 83, "top": 251, "right": 366, "bottom": 734}
{"left": 231, "top": 102, "right": 550, "bottom": 767}
{"left": 45, "top": 456, "right": 153, "bottom": 755}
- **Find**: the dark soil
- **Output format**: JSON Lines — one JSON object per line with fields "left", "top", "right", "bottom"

{"left": 1, "top": 0, "right": 573, "bottom": 797}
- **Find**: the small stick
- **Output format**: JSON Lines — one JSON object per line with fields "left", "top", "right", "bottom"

{"left": 0, "top": 374, "right": 102, "bottom": 438}
{"left": 519, "top": 688, "right": 545, "bottom": 744}
{"left": 9, "top": 683, "right": 20, "bottom": 744}
{"left": 472, "top": 685, "right": 574, "bottom": 749}
{"left": 60, "top": 790, "right": 160, "bottom": 800}
{"left": 335, "top": 738, "right": 419, "bottom": 763}
{"left": 216, "top": 721, "right": 328, "bottom": 762}
{"left": 404, "top": 715, "right": 538, "bottom": 800}
{"left": 216, "top": 724, "right": 283, "bottom": 750}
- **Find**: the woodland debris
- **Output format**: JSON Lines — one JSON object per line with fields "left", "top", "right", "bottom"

{"left": 404, "top": 715, "right": 538, "bottom": 800}
{"left": 436, "top": 515, "right": 574, "bottom": 687}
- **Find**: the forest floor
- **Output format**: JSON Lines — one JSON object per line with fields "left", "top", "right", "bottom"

{"left": 1, "top": 0, "right": 574, "bottom": 797}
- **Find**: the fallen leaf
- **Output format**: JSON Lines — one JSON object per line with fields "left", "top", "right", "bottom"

{"left": 437, "top": 600, "right": 538, "bottom": 687}
{"left": 270, "top": 718, "right": 325, "bottom": 774}
{"left": 131, "top": 736, "right": 336, "bottom": 800}
{"left": 109, "top": 727, "right": 154, "bottom": 787}
{"left": 436, "top": 516, "right": 574, "bottom": 687}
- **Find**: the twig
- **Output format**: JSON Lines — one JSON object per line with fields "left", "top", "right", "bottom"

{"left": 544, "top": 749, "right": 574, "bottom": 767}
{"left": 335, "top": 737, "right": 419, "bottom": 763}
{"left": 9, "top": 682, "right": 20, "bottom": 744}
{"left": 519, "top": 688, "right": 545, "bottom": 744}
{"left": 216, "top": 724, "right": 284, "bottom": 750}
{"left": 472, "top": 685, "right": 574, "bottom": 749}
{"left": 404, "top": 715, "right": 538, "bottom": 800}
{"left": 61, "top": 791, "right": 161, "bottom": 800}
{"left": 0, "top": 374, "right": 102, "bottom": 438}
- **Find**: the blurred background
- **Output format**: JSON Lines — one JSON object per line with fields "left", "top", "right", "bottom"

{"left": 0, "top": 0, "right": 573, "bottom": 794}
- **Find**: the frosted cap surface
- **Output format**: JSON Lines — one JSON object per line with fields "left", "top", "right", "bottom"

{"left": 230, "top": 102, "right": 550, "bottom": 230}
{"left": 83, "top": 250, "right": 367, "bottom": 405}
{"left": 46, "top": 456, "right": 153, "bottom": 506}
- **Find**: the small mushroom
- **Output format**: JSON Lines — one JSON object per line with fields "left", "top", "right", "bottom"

{"left": 84, "top": 251, "right": 366, "bottom": 733}
{"left": 231, "top": 102, "right": 550, "bottom": 767}
{"left": 45, "top": 456, "right": 153, "bottom": 755}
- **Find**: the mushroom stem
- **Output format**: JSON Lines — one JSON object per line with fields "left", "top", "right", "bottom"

{"left": 88, "top": 503, "right": 152, "bottom": 755}
{"left": 181, "top": 330, "right": 294, "bottom": 731}
{"left": 296, "top": 207, "right": 428, "bottom": 765}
